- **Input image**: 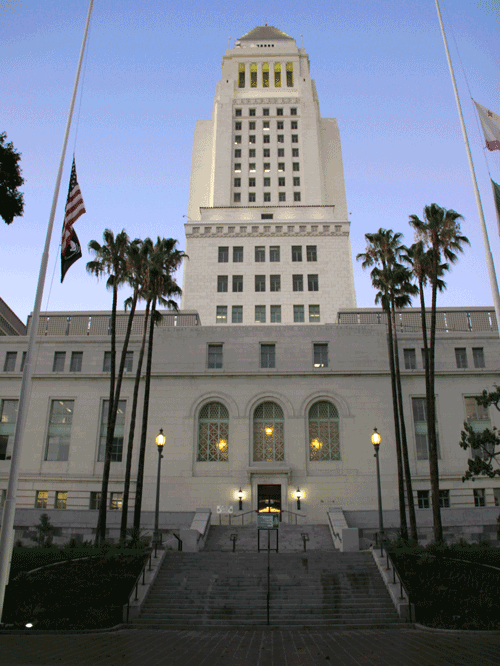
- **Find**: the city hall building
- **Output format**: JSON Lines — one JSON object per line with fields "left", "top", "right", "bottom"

{"left": 1, "top": 26, "right": 499, "bottom": 545}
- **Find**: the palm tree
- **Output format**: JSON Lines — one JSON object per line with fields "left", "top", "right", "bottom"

{"left": 409, "top": 204, "right": 469, "bottom": 542}
{"left": 357, "top": 229, "right": 418, "bottom": 541}
{"left": 133, "top": 238, "right": 186, "bottom": 530}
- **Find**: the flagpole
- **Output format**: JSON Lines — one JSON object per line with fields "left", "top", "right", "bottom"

{"left": 0, "top": 0, "right": 94, "bottom": 621}
{"left": 435, "top": 0, "right": 500, "bottom": 332}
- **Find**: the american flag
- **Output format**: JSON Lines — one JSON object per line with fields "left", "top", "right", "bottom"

{"left": 61, "top": 157, "right": 85, "bottom": 282}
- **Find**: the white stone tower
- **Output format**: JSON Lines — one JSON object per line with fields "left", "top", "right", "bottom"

{"left": 181, "top": 25, "right": 357, "bottom": 325}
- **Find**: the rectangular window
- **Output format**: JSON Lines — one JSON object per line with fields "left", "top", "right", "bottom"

{"left": 3, "top": 352, "right": 17, "bottom": 372}
{"left": 270, "top": 305, "right": 281, "bottom": 323}
{"left": 439, "top": 489, "right": 450, "bottom": 508}
{"left": 261, "top": 214, "right": 273, "bottom": 220}
{"left": 293, "top": 177, "right": 300, "bottom": 186}
{"left": 286, "top": 63, "right": 293, "bottom": 87}
{"left": 313, "top": 343, "right": 328, "bottom": 367}
{"left": 309, "top": 305, "right": 320, "bottom": 322}
{"left": 494, "top": 489, "right": 500, "bottom": 507}
{"left": 233, "top": 246, "right": 243, "bottom": 262}
{"left": 90, "top": 491, "right": 101, "bottom": 510}
{"left": 234, "top": 135, "right": 241, "bottom": 144}
{"left": 474, "top": 488, "right": 486, "bottom": 507}
{"left": 20, "top": 351, "right": 26, "bottom": 372}
{"left": 291, "top": 120, "right": 298, "bottom": 129}
{"left": 249, "top": 178, "right": 256, "bottom": 187}
{"left": 232, "top": 275, "right": 243, "bottom": 292}
{"left": 279, "top": 192, "right": 286, "bottom": 202}
{"left": 249, "top": 121, "right": 256, "bottom": 130}
{"left": 263, "top": 149, "right": 270, "bottom": 157}
{"left": 103, "top": 351, "right": 112, "bottom": 372}
{"left": 412, "top": 397, "right": 440, "bottom": 460}
{"left": 263, "top": 108, "right": 269, "bottom": 116}
{"left": 255, "top": 246, "right": 265, "bottom": 262}
{"left": 249, "top": 108, "right": 256, "bottom": 116}
{"left": 269, "top": 246, "right": 280, "bottom": 262}
{"left": 270, "top": 275, "right": 281, "bottom": 292}
{"left": 277, "top": 177, "right": 285, "bottom": 187}
{"left": 207, "top": 344, "right": 223, "bottom": 369}
{"left": 124, "top": 352, "right": 133, "bottom": 373}
{"left": 218, "top": 246, "right": 229, "bottom": 263}
{"left": 235, "top": 121, "right": 242, "bottom": 130}
{"left": 262, "top": 63, "right": 269, "bottom": 87}
{"left": 234, "top": 178, "right": 241, "bottom": 187}
{"left": 417, "top": 490, "right": 430, "bottom": 509}
{"left": 263, "top": 135, "right": 270, "bottom": 144}
{"left": 263, "top": 177, "right": 271, "bottom": 187}
{"left": 464, "top": 396, "right": 492, "bottom": 459}
{"left": 277, "top": 108, "right": 283, "bottom": 116}
{"left": 261, "top": 344, "right": 275, "bottom": 368}
{"left": 217, "top": 275, "right": 228, "bottom": 292}
{"left": 308, "top": 274, "right": 319, "bottom": 291}
{"left": 52, "top": 352, "right": 66, "bottom": 372}
{"left": 45, "top": 400, "right": 73, "bottom": 461}
{"left": 0, "top": 399, "right": 18, "bottom": 460}
{"left": 110, "top": 492, "right": 123, "bottom": 511}
{"left": 216, "top": 306, "right": 227, "bottom": 324}
{"left": 232, "top": 306, "right": 243, "bottom": 324}
{"left": 235, "top": 108, "right": 242, "bottom": 117}
{"left": 233, "top": 193, "right": 241, "bottom": 203}
{"left": 292, "top": 246, "right": 302, "bottom": 262}
{"left": 293, "top": 162, "right": 300, "bottom": 171}
{"left": 234, "top": 163, "right": 241, "bottom": 172}
{"left": 98, "top": 400, "right": 126, "bottom": 462}
{"left": 263, "top": 192, "right": 271, "bottom": 202}
{"left": 35, "top": 491, "right": 48, "bottom": 509}
{"left": 421, "top": 348, "right": 429, "bottom": 371}
{"left": 291, "top": 135, "right": 299, "bottom": 143}
{"left": 277, "top": 135, "right": 284, "bottom": 143}
{"left": 238, "top": 63, "right": 245, "bottom": 88}
{"left": 294, "top": 192, "right": 301, "bottom": 202}
{"left": 294, "top": 305, "right": 305, "bottom": 323}
{"left": 263, "top": 163, "right": 270, "bottom": 172}
{"left": 249, "top": 149, "right": 256, "bottom": 157}
{"left": 249, "top": 135, "right": 256, "bottom": 144}
{"left": 292, "top": 149, "right": 299, "bottom": 158}
{"left": 249, "top": 192, "right": 256, "bottom": 202}
{"left": 404, "top": 349, "right": 416, "bottom": 370}
{"left": 234, "top": 149, "right": 241, "bottom": 158}
{"left": 293, "top": 274, "right": 303, "bottom": 291}
{"left": 278, "top": 163, "right": 285, "bottom": 172}
{"left": 255, "top": 275, "right": 266, "bottom": 292}
{"left": 69, "top": 351, "right": 83, "bottom": 372}
{"left": 290, "top": 107, "right": 297, "bottom": 115}
{"left": 255, "top": 306, "right": 266, "bottom": 323}
{"left": 250, "top": 62, "right": 257, "bottom": 88}
{"left": 473, "top": 347, "right": 485, "bottom": 368}
{"left": 55, "top": 491, "right": 67, "bottom": 509}
{"left": 277, "top": 150, "right": 285, "bottom": 159}
{"left": 306, "top": 246, "right": 317, "bottom": 262}
{"left": 455, "top": 348, "right": 467, "bottom": 369}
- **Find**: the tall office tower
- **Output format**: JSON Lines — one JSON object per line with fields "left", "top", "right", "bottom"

{"left": 181, "top": 26, "right": 357, "bottom": 325}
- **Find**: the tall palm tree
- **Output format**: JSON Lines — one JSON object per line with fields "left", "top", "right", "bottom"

{"left": 133, "top": 238, "right": 186, "bottom": 530}
{"left": 357, "top": 229, "right": 418, "bottom": 541}
{"left": 409, "top": 204, "right": 469, "bottom": 542}
{"left": 86, "top": 229, "right": 129, "bottom": 543}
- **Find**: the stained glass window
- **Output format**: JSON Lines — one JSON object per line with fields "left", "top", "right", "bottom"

{"left": 308, "top": 401, "right": 340, "bottom": 461}
{"left": 253, "top": 402, "right": 284, "bottom": 462}
{"left": 198, "top": 402, "right": 229, "bottom": 462}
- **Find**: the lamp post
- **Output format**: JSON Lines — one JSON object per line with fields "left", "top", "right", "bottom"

{"left": 237, "top": 488, "right": 244, "bottom": 511}
{"left": 153, "top": 428, "right": 166, "bottom": 550}
{"left": 296, "top": 488, "right": 302, "bottom": 511}
{"left": 371, "top": 427, "right": 384, "bottom": 555}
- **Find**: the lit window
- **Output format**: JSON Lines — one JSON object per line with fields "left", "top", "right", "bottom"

{"left": 35, "top": 491, "right": 48, "bottom": 509}
{"left": 277, "top": 135, "right": 284, "bottom": 143}
{"left": 263, "top": 121, "right": 270, "bottom": 130}
{"left": 233, "top": 193, "right": 241, "bottom": 203}
{"left": 255, "top": 306, "right": 266, "bottom": 323}
{"left": 270, "top": 305, "right": 281, "bottom": 323}
{"left": 233, "top": 275, "right": 243, "bottom": 292}
{"left": 474, "top": 488, "right": 485, "bottom": 507}
{"left": 264, "top": 163, "right": 270, "bottom": 172}
{"left": 53, "top": 352, "right": 66, "bottom": 372}
{"left": 270, "top": 275, "right": 281, "bottom": 292}
{"left": 3, "top": 352, "right": 17, "bottom": 372}
{"left": 218, "top": 246, "right": 229, "bottom": 262}
{"left": 255, "top": 275, "right": 266, "bottom": 292}
{"left": 264, "top": 192, "right": 271, "bottom": 202}
{"left": 0, "top": 399, "right": 18, "bottom": 461}
{"left": 249, "top": 163, "right": 256, "bottom": 172}
{"left": 55, "top": 491, "right": 67, "bottom": 509}
{"left": 217, "top": 275, "right": 228, "bottom": 292}
{"left": 286, "top": 62, "right": 293, "bottom": 86}
{"left": 455, "top": 348, "right": 467, "bottom": 368}
{"left": 294, "top": 192, "right": 301, "bottom": 202}
{"left": 293, "top": 162, "right": 300, "bottom": 171}
{"left": 417, "top": 490, "right": 430, "bottom": 509}
{"left": 473, "top": 347, "right": 485, "bottom": 368}
{"left": 262, "top": 62, "right": 269, "bottom": 87}
{"left": 232, "top": 306, "right": 243, "bottom": 324}
{"left": 294, "top": 305, "right": 305, "bottom": 323}
{"left": 270, "top": 246, "right": 280, "bottom": 262}
{"left": 404, "top": 349, "right": 416, "bottom": 369}
{"left": 216, "top": 306, "right": 227, "bottom": 324}
{"left": 207, "top": 344, "right": 223, "bottom": 369}
{"left": 309, "top": 305, "right": 320, "bottom": 322}
{"left": 233, "top": 246, "right": 243, "bottom": 262}
{"left": 198, "top": 402, "right": 229, "bottom": 461}
{"left": 98, "top": 400, "right": 126, "bottom": 462}
{"left": 278, "top": 163, "right": 285, "bottom": 171}
{"left": 313, "top": 343, "right": 328, "bottom": 367}
{"left": 234, "top": 163, "right": 241, "bottom": 172}
{"left": 238, "top": 63, "right": 245, "bottom": 88}
{"left": 253, "top": 401, "right": 283, "bottom": 461}
{"left": 264, "top": 177, "right": 271, "bottom": 187}
{"left": 292, "top": 246, "right": 302, "bottom": 262}
{"left": 274, "top": 63, "right": 281, "bottom": 87}
{"left": 279, "top": 192, "right": 286, "bottom": 202}
{"left": 45, "top": 400, "right": 73, "bottom": 461}
{"left": 308, "top": 275, "right": 319, "bottom": 291}
{"left": 110, "top": 492, "right": 122, "bottom": 510}
{"left": 309, "top": 401, "right": 340, "bottom": 461}
{"left": 439, "top": 489, "right": 450, "bottom": 508}
{"left": 250, "top": 62, "right": 257, "bottom": 87}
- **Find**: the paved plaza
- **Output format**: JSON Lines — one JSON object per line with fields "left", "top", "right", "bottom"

{"left": 1, "top": 627, "right": 500, "bottom": 666}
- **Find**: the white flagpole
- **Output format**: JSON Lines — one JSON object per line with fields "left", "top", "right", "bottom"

{"left": 0, "top": 0, "right": 94, "bottom": 621}
{"left": 435, "top": 0, "right": 500, "bottom": 332}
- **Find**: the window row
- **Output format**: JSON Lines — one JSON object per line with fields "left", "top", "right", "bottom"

{"left": 234, "top": 192, "right": 301, "bottom": 203}
{"left": 234, "top": 162, "right": 300, "bottom": 173}
{"left": 216, "top": 304, "right": 321, "bottom": 324}
{"left": 415, "top": 488, "right": 500, "bottom": 509}
{"left": 216, "top": 274, "right": 318, "bottom": 292}
{"left": 234, "top": 176, "right": 301, "bottom": 186}
{"left": 235, "top": 106, "right": 298, "bottom": 117}
{"left": 234, "top": 134, "right": 299, "bottom": 144}
{"left": 234, "top": 149, "right": 299, "bottom": 159}
{"left": 235, "top": 120, "right": 298, "bottom": 130}
{"left": 218, "top": 245, "right": 317, "bottom": 263}
{"left": 238, "top": 62, "right": 294, "bottom": 88}
{"left": 33, "top": 490, "right": 123, "bottom": 511}
{"left": 2, "top": 351, "right": 134, "bottom": 374}
{"left": 207, "top": 342, "right": 328, "bottom": 369}
{"left": 403, "top": 347, "right": 485, "bottom": 370}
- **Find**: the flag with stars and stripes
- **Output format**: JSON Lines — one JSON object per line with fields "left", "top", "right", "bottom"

{"left": 61, "top": 157, "right": 85, "bottom": 282}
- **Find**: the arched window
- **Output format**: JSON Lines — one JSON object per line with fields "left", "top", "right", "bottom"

{"left": 308, "top": 401, "right": 340, "bottom": 461}
{"left": 274, "top": 62, "right": 281, "bottom": 88}
{"left": 262, "top": 63, "right": 269, "bottom": 88}
{"left": 253, "top": 401, "right": 284, "bottom": 461}
{"left": 198, "top": 402, "right": 229, "bottom": 461}
{"left": 286, "top": 62, "right": 293, "bottom": 87}
{"left": 250, "top": 63, "right": 257, "bottom": 88}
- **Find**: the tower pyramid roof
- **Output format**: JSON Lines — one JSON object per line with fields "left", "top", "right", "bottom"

{"left": 238, "top": 25, "right": 293, "bottom": 41}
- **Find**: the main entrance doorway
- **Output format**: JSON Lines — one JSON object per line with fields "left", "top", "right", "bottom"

{"left": 257, "top": 484, "right": 282, "bottom": 521}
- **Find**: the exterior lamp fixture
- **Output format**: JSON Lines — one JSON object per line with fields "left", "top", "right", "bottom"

{"left": 237, "top": 487, "right": 244, "bottom": 511}
{"left": 153, "top": 429, "right": 166, "bottom": 550}
{"left": 371, "top": 427, "right": 385, "bottom": 555}
{"left": 218, "top": 439, "right": 227, "bottom": 451}
{"left": 296, "top": 487, "right": 302, "bottom": 511}
{"left": 265, "top": 426, "right": 273, "bottom": 436}
{"left": 311, "top": 438, "right": 322, "bottom": 450}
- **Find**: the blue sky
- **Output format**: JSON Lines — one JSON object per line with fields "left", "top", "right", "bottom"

{"left": 2, "top": 0, "right": 500, "bottom": 324}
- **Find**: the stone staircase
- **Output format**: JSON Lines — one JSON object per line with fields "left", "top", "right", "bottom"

{"left": 133, "top": 526, "right": 404, "bottom": 628}
{"left": 203, "top": 523, "right": 335, "bottom": 552}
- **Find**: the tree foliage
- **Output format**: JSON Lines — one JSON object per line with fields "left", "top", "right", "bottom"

{"left": 460, "top": 386, "right": 500, "bottom": 481}
{"left": 0, "top": 132, "right": 25, "bottom": 225}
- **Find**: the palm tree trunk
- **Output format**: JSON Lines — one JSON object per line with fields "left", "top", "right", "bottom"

{"left": 133, "top": 297, "right": 157, "bottom": 530}
{"left": 386, "top": 307, "right": 408, "bottom": 541}
{"left": 120, "top": 301, "right": 150, "bottom": 541}
{"left": 96, "top": 282, "right": 118, "bottom": 544}
{"left": 428, "top": 279, "right": 443, "bottom": 542}
{"left": 391, "top": 302, "right": 418, "bottom": 542}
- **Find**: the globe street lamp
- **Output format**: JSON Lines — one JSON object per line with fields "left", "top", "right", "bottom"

{"left": 237, "top": 488, "right": 244, "bottom": 511}
{"left": 153, "top": 428, "right": 166, "bottom": 550}
{"left": 371, "top": 427, "right": 384, "bottom": 555}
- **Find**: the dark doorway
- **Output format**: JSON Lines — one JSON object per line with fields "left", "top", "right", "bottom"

{"left": 258, "top": 484, "right": 282, "bottom": 520}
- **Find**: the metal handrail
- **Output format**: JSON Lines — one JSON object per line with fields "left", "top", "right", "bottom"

{"left": 326, "top": 512, "right": 341, "bottom": 542}
{"left": 233, "top": 509, "right": 258, "bottom": 525}
{"left": 381, "top": 544, "right": 414, "bottom": 623}
{"left": 125, "top": 549, "right": 153, "bottom": 623}
{"left": 281, "top": 509, "right": 306, "bottom": 525}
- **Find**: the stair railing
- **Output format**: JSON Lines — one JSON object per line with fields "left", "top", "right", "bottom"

{"left": 232, "top": 509, "right": 258, "bottom": 525}
{"left": 380, "top": 543, "right": 414, "bottom": 623}
{"left": 124, "top": 549, "right": 154, "bottom": 623}
{"left": 281, "top": 509, "right": 306, "bottom": 525}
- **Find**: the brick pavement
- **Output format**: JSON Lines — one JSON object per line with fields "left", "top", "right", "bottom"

{"left": 1, "top": 627, "right": 500, "bottom": 666}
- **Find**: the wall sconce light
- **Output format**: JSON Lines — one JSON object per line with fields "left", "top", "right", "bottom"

{"left": 296, "top": 487, "right": 302, "bottom": 511}
{"left": 218, "top": 439, "right": 227, "bottom": 451}
{"left": 311, "top": 438, "right": 323, "bottom": 450}
{"left": 264, "top": 426, "right": 273, "bottom": 436}
{"left": 237, "top": 487, "right": 244, "bottom": 511}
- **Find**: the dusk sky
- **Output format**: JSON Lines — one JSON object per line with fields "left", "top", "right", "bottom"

{"left": 2, "top": 0, "right": 500, "bottom": 325}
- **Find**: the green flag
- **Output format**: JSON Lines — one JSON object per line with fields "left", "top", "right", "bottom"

{"left": 492, "top": 179, "right": 500, "bottom": 237}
